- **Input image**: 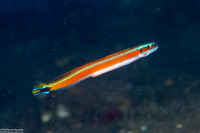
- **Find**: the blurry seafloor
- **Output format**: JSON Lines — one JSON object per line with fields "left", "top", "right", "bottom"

{"left": 0, "top": 0, "right": 200, "bottom": 133}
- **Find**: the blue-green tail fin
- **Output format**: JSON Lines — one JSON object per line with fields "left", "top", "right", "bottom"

{"left": 32, "top": 83, "right": 50, "bottom": 100}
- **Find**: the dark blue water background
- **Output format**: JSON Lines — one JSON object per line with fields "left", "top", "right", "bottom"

{"left": 0, "top": 0, "right": 200, "bottom": 132}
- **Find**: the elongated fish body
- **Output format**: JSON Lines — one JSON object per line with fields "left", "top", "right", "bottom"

{"left": 33, "top": 42, "right": 158, "bottom": 99}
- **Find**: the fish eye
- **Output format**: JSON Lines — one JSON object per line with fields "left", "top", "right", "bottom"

{"left": 140, "top": 49, "right": 143, "bottom": 53}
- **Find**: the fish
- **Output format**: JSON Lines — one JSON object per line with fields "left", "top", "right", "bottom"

{"left": 32, "top": 42, "right": 158, "bottom": 100}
